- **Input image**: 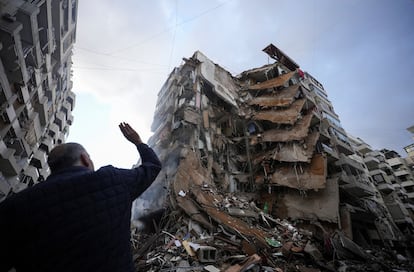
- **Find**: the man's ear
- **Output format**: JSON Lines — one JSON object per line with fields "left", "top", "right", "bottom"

{"left": 80, "top": 153, "right": 91, "bottom": 168}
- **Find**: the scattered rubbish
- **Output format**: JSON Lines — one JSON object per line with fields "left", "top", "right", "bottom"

{"left": 265, "top": 237, "right": 282, "bottom": 248}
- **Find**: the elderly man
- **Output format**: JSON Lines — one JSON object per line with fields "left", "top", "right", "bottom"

{"left": 0, "top": 122, "right": 162, "bottom": 272}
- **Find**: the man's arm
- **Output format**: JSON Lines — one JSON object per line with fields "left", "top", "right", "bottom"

{"left": 118, "top": 122, "right": 162, "bottom": 199}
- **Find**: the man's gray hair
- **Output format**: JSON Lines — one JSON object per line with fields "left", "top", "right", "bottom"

{"left": 47, "top": 143, "right": 87, "bottom": 173}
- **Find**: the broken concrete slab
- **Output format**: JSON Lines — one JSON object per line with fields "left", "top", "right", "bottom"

{"left": 250, "top": 111, "right": 314, "bottom": 144}
{"left": 248, "top": 71, "right": 296, "bottom": 90}
{"left": 252, "top": 98, "right": 306, "bottom": 125}
{"left": 248, "top": 84, "right": 301, "bottom": 108}
{"left": 252, "top": 131, "right": 320, "bottom": 163}
{"left": 262, "top": 154, "right": 327, "bottom": 190}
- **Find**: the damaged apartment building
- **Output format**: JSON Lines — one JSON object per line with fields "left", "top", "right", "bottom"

{"left": 348, "top": 136, "right": 414, "bottom": 251}
{"left": 144, "top": 43, "right": 413, "bottom": 266}
{"left": 0, "top": 0, "right": 78, "bottom": 201}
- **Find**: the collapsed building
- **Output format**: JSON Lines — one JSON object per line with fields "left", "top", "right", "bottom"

{"left": 133, "top": 44, "right": 413, "bottom": 271}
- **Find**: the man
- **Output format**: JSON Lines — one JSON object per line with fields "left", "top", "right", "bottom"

{"left": 0, "top": 122, "right": 162, "bottom": 272}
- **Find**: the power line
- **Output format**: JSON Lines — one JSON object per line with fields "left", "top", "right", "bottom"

{"left": 75, "top": 46, "right": 169, "bottom": 67}
{"left": 73, "top": 66, "right": 168, "bottom": 73}
{"left": 106, "top": 0, "right": 234, "bottom": 55}
{"left": 168, "top": 0, "right": 178, "bottom": 72}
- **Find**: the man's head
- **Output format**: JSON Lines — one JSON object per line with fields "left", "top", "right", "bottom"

{"left": 47, "top": 143, "right": 94, "bottom": 174}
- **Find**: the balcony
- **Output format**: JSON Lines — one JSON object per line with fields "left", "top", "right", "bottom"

{"left": 0, "top": 103, "right": 17, "bottom": 124}
{"left": 336, "top": 172, "right": 376, "bottom": 197}
{"left": 387, "top": 157, "right": 403, "bottom": 168}
{"left": 66, "top": 90, "right": 75, "bottom": 110}
{"left": 335, "top": 154, "right": 366, "bottom": 174}
{"left": 350, "top": 153, "right": 365, "bottom": 165}
{"left": 394, "top": 169, "right": 411, "bottom": 178}
{"left": 30, "top": 149, "right": 47, "bottom": 169}
{"left": 407, "top": 192, "right": 414, "bottom": 200}
{"left": 0, "top": 174, "right": 12, "bottom": 200}
{"left": 23, "top": 165, "right": 40, "bottom": 184}
{"left": 61, "top": 100, "right": 71, "bottom": 115}
{"left": 16, "top": 1, "right": 40, "bottom": 42}
{"left": 39, "top": 137, "right": 53, "bottom": 154}
{"left": 386, "top": 202, "right": 411, "bottom": 224}
{"left": 341, "top": 182, "right": 376, "bottom": 197}
{"left": 355, "top": 142, "right": 372, "bottom": 155}
{"left": 364, "top": 155, "right": 380, "bottom": 170}
{"left": 367, "top": 150, "right": 383, "bottom": 158}
{"left": 404, "top": 143, "right": 414, "bottom": 157}
{"left": 37, "top": 167, "right": 50, "bottom": 182}
{"left": 321, "top": 143, "right": 339, "bottom": 162}
{"left": 405, "top": 203, "right": 414, "bottom": 211}
{"left": 48, "top": 122, "right": 59, "bottom": 138}
{"left": 393, "top": 183, "right": 402, "bottom": 190}
{"left": 45, "top": 78, "right": 58, "bottom": 100}
{"left": 57, "top": 131, "right": 65, "bottom": 144}
{"left": 396, "top": 190, "right": 409, "bottom": 202}
{"left": 23, "top": 112, "right": 42, "bottom": 147}
{"left": 54, "top": 111, "right": 66, "bottom": 130}
{"left": 319, "top": 126, "right": 330, "bottom": 143}
{"left": 401, "top": 180, "right": 414, "bottom": 188}
{"left": 331, "top": 134, "right": 354, "bottom": 156}
{"left": 378, "top": 162, "right": 392, "bottom": 172}
{"left": 34, "top": 95, "right": 48, "bottom": 126}
{"left": 0, "top": 140, "right": 21, "bottom": 176}
{"left": 376, "top": 183, "right": 394, "bottom": 194}
{"left": 67, "top": 112, "right": 73, "bottom": 125}
{"left": 15, "top": 84, "right": 30, "bottom": 104}
{"left": 369, "top": 169, "right": 391, "bottom": 183}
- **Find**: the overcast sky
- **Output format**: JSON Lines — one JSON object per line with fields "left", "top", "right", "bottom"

{"left": 67, "top": 0, "right": 414, "bottom": 169}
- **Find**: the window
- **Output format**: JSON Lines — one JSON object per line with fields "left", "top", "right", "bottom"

{"left": 310, "top": 84, "right": 328, "bottom": 99}
{"left": 322, "top": 112, "right": 343, "bottom": 129}
{"left": 372, "top": 174, "right": 385, "bottom": 184}
{"left": 404, "top": 144, "right": 414, "bottom": 154}
{"left": 331, "top": 127, "right": 349, "bottom": 143}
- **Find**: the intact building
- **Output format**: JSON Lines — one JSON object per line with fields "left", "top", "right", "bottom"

{"left": 0, "top": 0, "right": 77, "bottom": 201}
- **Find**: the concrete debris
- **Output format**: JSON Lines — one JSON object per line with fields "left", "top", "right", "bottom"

{"left": 131, "top": 201, "right": 412, "bottom": 271}
{"left": 132, "top": 44, "right": 414, "bottom": 271}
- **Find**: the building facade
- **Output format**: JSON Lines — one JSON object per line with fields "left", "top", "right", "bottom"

{"left": 350, "top": 136, "right": 414, "bottom": 252}
{"left": 0, "top": 0, "right": 77, "bottom": 201}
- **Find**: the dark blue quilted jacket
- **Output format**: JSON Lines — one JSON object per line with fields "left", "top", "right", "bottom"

{"left": 0, "top": 143, "right": 161, "bottom": 272}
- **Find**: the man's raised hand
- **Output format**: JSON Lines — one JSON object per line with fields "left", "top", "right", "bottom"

{"left": 119, "top": 122, "right": 142, "bottom": 145}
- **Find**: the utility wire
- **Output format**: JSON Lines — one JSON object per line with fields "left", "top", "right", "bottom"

{"left": 75, "top": 46, "right": 169, "bottom": 67}
{"left": 73, "top": 49, "right": 169, "bottom": 72}
{"left": 75, "top": 0, "right": 234, "bottom": 75}
{"left": 106, "top": 0, "right": 234, "bottom": 55}
{"left": 168, "top": 0, "right": 178, "bottom": 72}
{"left": 73, "top": 66, "right": 168, "bottom": 73}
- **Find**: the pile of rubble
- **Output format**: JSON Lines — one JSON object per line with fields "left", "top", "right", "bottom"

{"left": 130, "top": 191, "right": 413, "bottom": 271}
